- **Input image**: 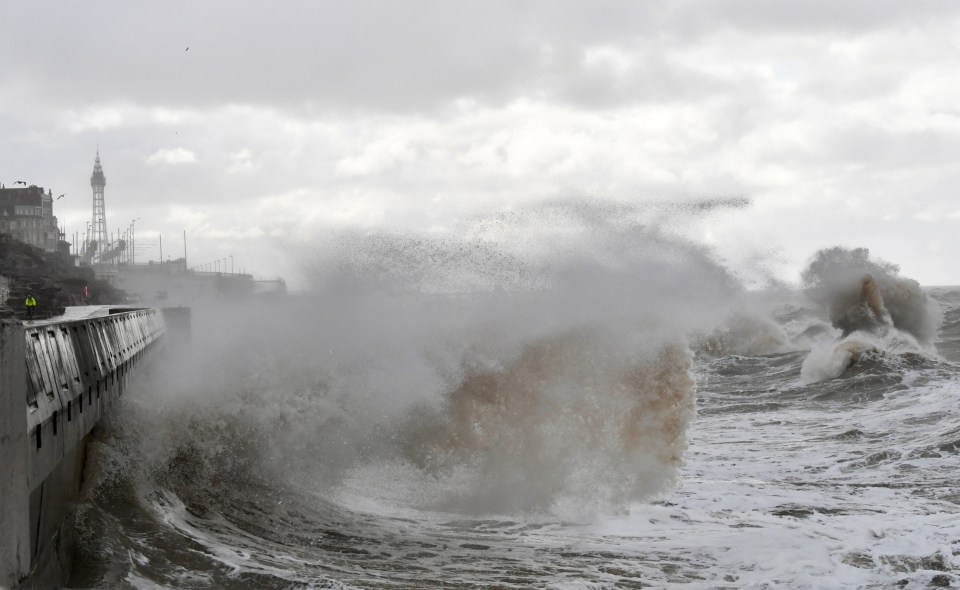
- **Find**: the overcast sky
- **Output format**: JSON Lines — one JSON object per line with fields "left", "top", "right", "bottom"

{"left": 4, "top": 1, "right": 960, "bottom": 288}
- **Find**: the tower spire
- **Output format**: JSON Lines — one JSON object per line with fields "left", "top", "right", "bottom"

{"left": 90, "top": 152, "right": 107, "bottom": 263}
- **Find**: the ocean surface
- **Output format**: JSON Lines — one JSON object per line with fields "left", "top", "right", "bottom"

{"left": 65, "top": 228, "right": 960, "bottom": 589}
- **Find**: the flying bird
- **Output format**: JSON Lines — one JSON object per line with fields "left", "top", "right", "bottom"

{"left": 185, "top": 46, "right": 190, "bottom": 51}
{"left": 14, "top": 180, "right": 26, "bottom": 185}
{"left": 57, "top": 194, "right": 65, "bottom": 200}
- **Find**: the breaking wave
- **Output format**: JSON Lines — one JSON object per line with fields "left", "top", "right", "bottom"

{"left": 801, "top": 246, "right": 940, "bottom": 345}
{"left": 694, "top": 308, "right": 792, "bottom": 358}
{"left": 88, "top": 200, "right": 748, "bottom": 521}
{"left": 403, "top": 332, "right": 695, "bottom": 513}
{"left": 798, "top": 247, "right": 942, "bottom": 383}
{"left": 70, "top": 212, "right": 960, "bottom": 588}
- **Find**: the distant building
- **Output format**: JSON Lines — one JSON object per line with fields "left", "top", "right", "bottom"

{"left": 0, "top": 185, "right": 60, "bottom": 252}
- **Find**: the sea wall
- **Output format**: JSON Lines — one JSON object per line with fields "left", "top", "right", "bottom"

{"left": 0, "top": 308, "right": 168, "bottom": 590}
{"left": 0, "top": 321, "right": 29, "bottom": 590}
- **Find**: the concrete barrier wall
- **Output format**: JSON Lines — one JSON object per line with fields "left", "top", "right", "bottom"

{"left": 0, "top": 308, "right": 166, "bottom": 590}
{"left": 24, "top": 310, "right": 164, "bottom": 491}
{"left": 1, "top": 321, "right": 29, "bottom": 590}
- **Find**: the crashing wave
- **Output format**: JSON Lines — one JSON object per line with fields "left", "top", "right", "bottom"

{"left": 694, "top": 310, "right": 791, "bottom": 358}
{"left": 799, "top": 248, "right": 941, "bottom": 383}
{"left": 403, "top": 332, "right": 695, "bottom": 513}
{"left": 801, "top": 247, "right": 940, "bottom": 345}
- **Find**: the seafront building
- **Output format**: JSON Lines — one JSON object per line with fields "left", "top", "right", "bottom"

{"left": 0, "top": 154, "right": 286, "bottom": 307}
{"left": 0, "top": 185, "right": 61, "bottom": 253}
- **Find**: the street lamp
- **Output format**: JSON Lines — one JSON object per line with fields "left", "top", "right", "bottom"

{"left": 230, "top": 255, "right": 234, "bottom": 275}
{"left": 131, "top": 218, "right": 141, "bottom": 265}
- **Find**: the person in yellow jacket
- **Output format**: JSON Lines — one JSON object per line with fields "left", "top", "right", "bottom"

{"left": 25, "top": 294, "right": 37, "bottom": 319}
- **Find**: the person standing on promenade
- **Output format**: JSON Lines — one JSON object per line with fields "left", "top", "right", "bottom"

{"left": 25, "top": 293, "right": 37, "bottom": 319}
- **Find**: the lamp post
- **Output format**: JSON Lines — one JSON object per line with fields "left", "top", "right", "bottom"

{"left": 230, "top": 255, "right": 234, "bottom": 275}
{"left": 131, "top": 218, "right": 141, "bottom": 265}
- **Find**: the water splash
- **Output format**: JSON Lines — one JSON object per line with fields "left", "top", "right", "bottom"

{"left": 799, "top": 247, "right": 941, "bottom": 383}
{"left": 94, "top": 199, "right": 751, "bottom": 519}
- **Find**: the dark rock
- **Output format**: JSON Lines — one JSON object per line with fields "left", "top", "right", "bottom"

{"left": 930, "top": 574, "right": 951, "bottom": 587}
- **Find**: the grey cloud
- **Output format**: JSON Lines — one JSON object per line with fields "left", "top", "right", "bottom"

{"left": 554, "top": 47, "right": 737, "bottom": 108}
{"left": 3, "top": 1, "right": 631, "bottom": 113}
{"left": 4, "top": 0, "right": 960, "bottom": 286}
{"left": 825, "top": 125, "right": 960, "bottom": 168}
{"left": 754, "top": 122, "right": 960, "bottom": 171}
{"left": 689, "top": 0, "right": 960, "bottom": 34}
{"left": 9, "top": 1, "right": 954, "bottom": 115}
{"left": 799, "top": 69, "right": 906, "bottom": 103}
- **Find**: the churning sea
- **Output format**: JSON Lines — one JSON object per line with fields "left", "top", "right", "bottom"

{"left": 66, "top": 226, "right": 960, "bottom": 589}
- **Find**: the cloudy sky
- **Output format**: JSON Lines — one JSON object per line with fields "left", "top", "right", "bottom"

{"left": 4, "top": 1, "right": 960, "bottom": 288}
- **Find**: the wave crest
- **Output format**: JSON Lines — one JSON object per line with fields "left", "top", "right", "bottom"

{"left": 799, "top": 247, "right": 941, "bottom": 383}
{"left": 801, "top": 247, "right": 940, "bottom": 346}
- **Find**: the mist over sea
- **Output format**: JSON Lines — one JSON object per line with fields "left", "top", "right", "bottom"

{"left": 67, "top": 202, "right": 960, "bottom": 589}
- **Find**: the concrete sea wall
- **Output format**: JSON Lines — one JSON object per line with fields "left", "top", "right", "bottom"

{"left": 0, "top": 321, "right": 29, "bottom": 590}
{"left": 1, "top": 308, "right": 168, "bottom": 590}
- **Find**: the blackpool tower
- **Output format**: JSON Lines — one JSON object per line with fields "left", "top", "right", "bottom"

{"left": 90, "top": 151, "right": 107, "bottom": 261}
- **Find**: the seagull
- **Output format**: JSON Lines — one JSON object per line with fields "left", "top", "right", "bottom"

{"left": 14, "top": 180, "right": 26, "bottom": 185}
{"left": 56, "top": 194, "right": 65, "bottom": 200}
{"left": 185, "top": 46, "right": 190, "bottom": 51}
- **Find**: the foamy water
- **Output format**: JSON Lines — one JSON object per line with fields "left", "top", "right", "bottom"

{"left": 67, "top": 218, "right": 960, "bottom": 589}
